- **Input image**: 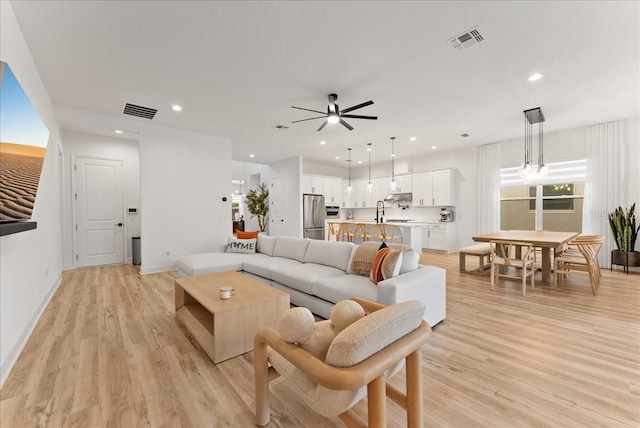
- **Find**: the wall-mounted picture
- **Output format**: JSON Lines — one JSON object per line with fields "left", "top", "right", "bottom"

{"left": 0, "top": 61, "right": 50, "bottom": 222}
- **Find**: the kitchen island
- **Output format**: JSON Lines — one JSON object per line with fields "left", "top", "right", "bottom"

{"left": 327, "top": 220, "right": 423, "bottom": 253}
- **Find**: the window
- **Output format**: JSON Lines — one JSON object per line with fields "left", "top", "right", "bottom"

{"left": 528, "top": 184, "right": 575, "bottom": 211}
{"left": 500, "top": 160, "right": 586, "bottom": 232}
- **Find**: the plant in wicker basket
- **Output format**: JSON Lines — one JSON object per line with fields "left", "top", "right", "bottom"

{"left": 245, "top": 183, "right": 269, "bottom": 232}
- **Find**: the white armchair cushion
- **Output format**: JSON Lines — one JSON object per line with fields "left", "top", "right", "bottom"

{"left": 326, "top": 300, "right": 425, "bottom": 367}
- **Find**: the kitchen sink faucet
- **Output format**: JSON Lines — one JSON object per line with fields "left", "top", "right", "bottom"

{"left": 376, "top": 200, "right": 385, "bottom": 223}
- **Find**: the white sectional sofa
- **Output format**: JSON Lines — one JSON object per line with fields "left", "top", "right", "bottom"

{"left": 175, "top": 235, "right": 446, "bottom": 327}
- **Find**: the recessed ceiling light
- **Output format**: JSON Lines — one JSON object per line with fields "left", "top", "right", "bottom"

{"left": 357, "top": 160, "right": 363, "bottom": 164}
{"left": 171, "top": 105, "right": 182, "bottom": 111}
{"left": 431, "top": 146, "right": 438, "bottom": 150}
{"left": 249, "top": 154, "right": 255, "bottom": 158}
{"left": 526, "top": 73, "right": 544, "bottom": 82}
{"left": 334, "top": 156, "right": 340, "bottom": 160}
{"left": 410, "top": 137, "right": 416, "bottom": 141}
{"left": 114, "top": 130, "right": 124, "bottom": 134}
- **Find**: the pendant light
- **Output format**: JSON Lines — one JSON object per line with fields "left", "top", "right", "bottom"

{"left": 346, "top": 148, "right": 352, "bottom": 193}
{"left": 518, "top": 107, "right": 546, "bottom": 180}
{"left": 367, "top": 143, "right": 373, "bottom": 192}
{"left": 389, "top": 137, "right": 396, "bottom": 190}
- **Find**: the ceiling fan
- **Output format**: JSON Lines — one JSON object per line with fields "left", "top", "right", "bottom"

{"left": 291, "top": 93, "right": 377, "bottom": 131}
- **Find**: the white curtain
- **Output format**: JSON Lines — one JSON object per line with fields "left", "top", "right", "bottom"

{"left": 582, "top": 120, "right": 627, "bottom": 267}
{"left": 477, "top": 143, "right": 502, "bottom": 234}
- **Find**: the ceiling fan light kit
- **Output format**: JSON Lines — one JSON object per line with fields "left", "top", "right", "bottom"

{"left": 291, "top": 93, "right": 378, "bottom": 131}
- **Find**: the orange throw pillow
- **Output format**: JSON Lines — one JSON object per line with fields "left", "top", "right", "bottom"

{"left": 370, "top": 247, "right": 391, "bottom": 284}
{"left": 237, "top": 230, "right": 259, "bottom": 239}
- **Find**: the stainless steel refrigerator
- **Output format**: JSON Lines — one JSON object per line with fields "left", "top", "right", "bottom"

{"left": 303, "top": 193, "right": 326, "bottom": 240}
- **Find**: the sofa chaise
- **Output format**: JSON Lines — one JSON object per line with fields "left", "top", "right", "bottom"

{"left": 174, "top": 235, "right": 446, "bottom": 327}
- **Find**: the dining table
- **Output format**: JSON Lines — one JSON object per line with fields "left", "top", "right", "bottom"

{"left": 472, "top": 230, "right": 579, "bottom": 284}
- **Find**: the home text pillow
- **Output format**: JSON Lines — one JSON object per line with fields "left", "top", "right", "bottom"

{"left": 370, "top": 247, "right": 391, "bottom": 284}
{"left": 226, "top": 237, "right": 257, "bottom": 254}
{"left": 237, "top": 230, "right": 259, "bottom": 239}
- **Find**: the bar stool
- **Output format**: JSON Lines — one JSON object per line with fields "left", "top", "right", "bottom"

{"left": 377, "top": 223, "right": 403, "bottom": 244}
{"left": 340, "top": 222, "right": 357, "bottom": 242}
{"left": 327, "top": 222, "right": 341, "bottom": 242}
{"left": 355, "top": 223, "right": 373, "bottom": 243}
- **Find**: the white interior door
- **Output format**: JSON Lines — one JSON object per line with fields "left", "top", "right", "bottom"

{"left": 269, "top": 178, "right": 284, "bottom": 236}
{"left": 75, "top": 157, "right": 124, "bottom": 267}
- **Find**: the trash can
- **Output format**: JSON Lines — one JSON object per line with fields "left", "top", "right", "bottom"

{"left": 132, "top": 236, "right": 141, "bottom": 265}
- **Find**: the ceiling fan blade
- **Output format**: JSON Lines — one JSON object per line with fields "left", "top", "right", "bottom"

{"left": 291, "top": 106, "right": 326, "bottom": 115}
{"left": 340, "top": 114, "right": 378, "bottom": 120}
{"left": 317, "top": 120, "right": 328, "bottom": 131}
{"left": 291, "top": 116, "right": 327, "bottom": 123}
{"left": 339, "top": 119, "right": 354, "bottom": 131}
{"left": 340, "top": 100, "right": 374, "bottom": 114}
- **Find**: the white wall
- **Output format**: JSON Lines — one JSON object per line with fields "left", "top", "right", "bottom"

{"left": 61, "top": 131, "right": 140, "bottom": 269}
{"left": 139, "top": 127, "right": 232, "bottom": 274}
{"left": 269, "top": 156, "right": 303, "bottom": 237}
{"left": 0, "top": 2, "right": 63, "bottom": 387}
{"left": 625, "top": 116, "right": 639, "bottom": 214}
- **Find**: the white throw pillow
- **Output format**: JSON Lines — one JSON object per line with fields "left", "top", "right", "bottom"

{"left": 226, "top": 238, "right": 257, "bottom": 254}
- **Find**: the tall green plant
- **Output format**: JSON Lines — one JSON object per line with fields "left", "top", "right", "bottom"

{"left": 245, "top": 183, "right": 269, "bottom": 232}
{"left": 608, "top": 203, "right": 639, "bottom": 251}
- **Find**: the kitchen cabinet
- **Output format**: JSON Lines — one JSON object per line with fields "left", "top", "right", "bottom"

{"left": 422, "top": 223, "right": 458, "bottom": 253}
{"left": 389, "top": 174, "right": 412, "bottom": 193}
{"left": 355, "top": 179, "right": 373, "bottom": 208}
{"left": 323, "top": 177, "right": 342, "bottom": 205}
{"left": 372, "top": 177, "right": 388, "bottom": 206}
{"left": 412, "top": 169, "right": 456, "bottom": 207}
{"left": 302, "top": 174, "right": 324, "bottom": 195}
{"left": 412, "top": 172, "right": 433, "bottom": 206}
{"left": 342, "top": 181, "right": 357, "bottom": 208}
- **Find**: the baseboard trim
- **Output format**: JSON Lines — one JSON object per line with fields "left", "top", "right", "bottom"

{"left": 0, "top": 273, "right": 62, "bottom": 388}
{"left": 139, "top": 263, "right": 175, "bottom": 275}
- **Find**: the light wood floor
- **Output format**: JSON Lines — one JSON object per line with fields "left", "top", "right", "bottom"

{"left": 1, "top": 253, "right": 639, "bottom": 427}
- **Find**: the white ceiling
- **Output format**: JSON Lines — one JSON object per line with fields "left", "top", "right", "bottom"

{"left": 9, "top": 1, "right": 640, "bottom": 168}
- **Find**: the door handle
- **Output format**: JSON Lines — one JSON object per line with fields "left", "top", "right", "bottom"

{"left": 115, "top": 222, "right": 123, "bottom": 227}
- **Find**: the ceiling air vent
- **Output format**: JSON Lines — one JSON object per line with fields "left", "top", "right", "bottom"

{"left": 449, "top": 27, "right": 484, "bottom": 50}
{"left": 122, "top": 103, "right": 157, "bottom": 119}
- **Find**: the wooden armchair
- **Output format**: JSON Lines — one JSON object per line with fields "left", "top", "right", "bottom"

{"left": 554, "top": 235, "right": 605, "bottom": 295}
{"left": 254, "top": 298, "right": 431, "bottom": 428}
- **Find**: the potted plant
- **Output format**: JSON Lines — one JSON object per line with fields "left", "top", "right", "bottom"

{"left": 245, "top": 183, "right": 269, "bottom": 232}
{"left": 608, "top": 203, "right": 640, "bottom": 272}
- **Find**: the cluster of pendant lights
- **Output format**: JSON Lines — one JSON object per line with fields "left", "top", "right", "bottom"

{"left": 345, "top": 137, "right": 397, "bottom": 193}
{"left": 518, "top": 107, "right": 548, "bottom": 181}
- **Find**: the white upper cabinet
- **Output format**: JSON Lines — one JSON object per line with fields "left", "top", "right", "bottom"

{"left": 342, "top": 180, "right": 357, "bottom": 208}
{"left": 412, "top": 169, "right": 456, "bottom": 206}
{"left": 355, "top": 179, "right": 373, "bottom": 208}
{"left": 432, "top": 169, "right": 455, "bottom": 206}
{"left": 302, "top": 174, "right": 325, "bottom": 194}
{"left": 412, "top": 172, "right": 434, "bottom": 206}
{"left": 392, "top": 174, "right": 412, "bottom": 193}
{"left": 323, "top": 177, "right": 342, "bottom": 205}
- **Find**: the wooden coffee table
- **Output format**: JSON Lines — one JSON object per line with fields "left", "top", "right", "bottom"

{"left": 175, "top": 271, "right": 289, "bottom": 363}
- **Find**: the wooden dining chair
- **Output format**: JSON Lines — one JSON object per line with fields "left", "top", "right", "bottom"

{"left": 490, "top": 240, "right": 536, "bottom": 296}
{"left": 554, "top": 235, "right": 605, "bottom": 295}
